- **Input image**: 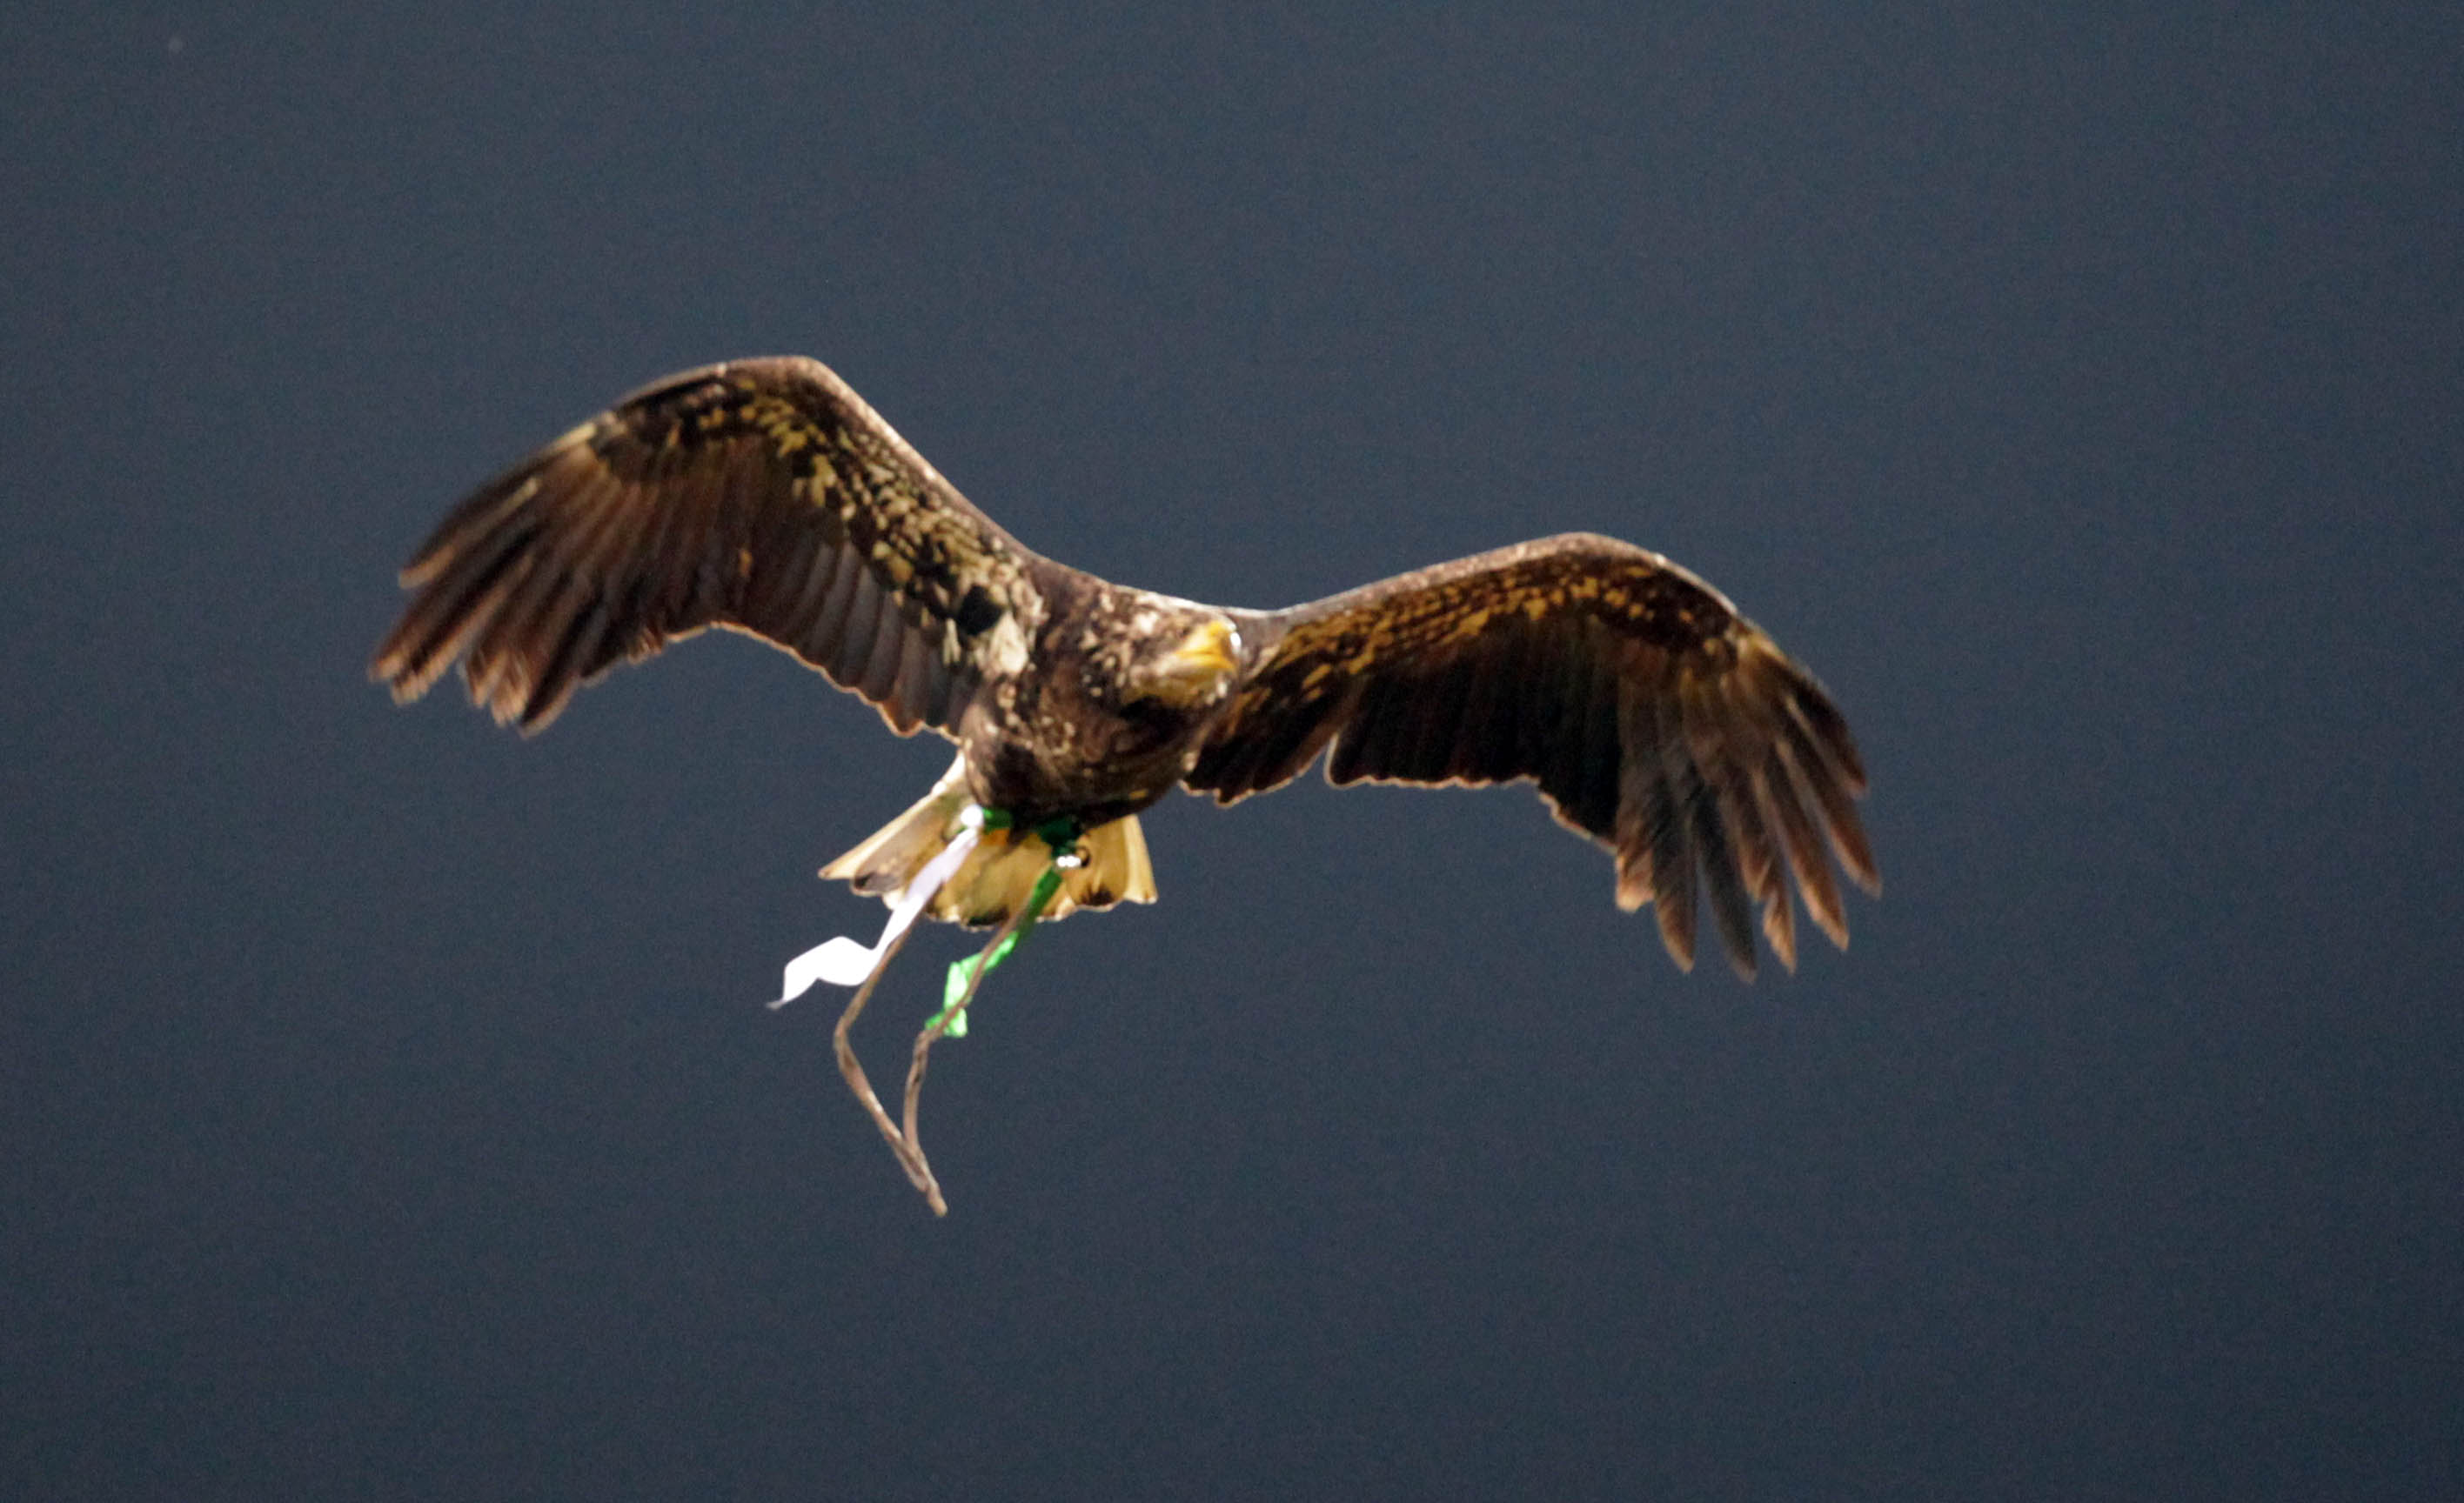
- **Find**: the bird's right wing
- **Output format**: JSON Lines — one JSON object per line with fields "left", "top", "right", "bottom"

{"left": 373, "top": 357, "right": 1052, "bottom": 737}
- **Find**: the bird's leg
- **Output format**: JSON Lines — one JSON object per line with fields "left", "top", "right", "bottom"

{"left": 901, "top": 896, "right": 1035, "bottom": 1217}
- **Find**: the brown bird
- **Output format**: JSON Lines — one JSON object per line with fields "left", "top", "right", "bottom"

{"left": 373, "top": 356, "right": 1878, "bottom": 979}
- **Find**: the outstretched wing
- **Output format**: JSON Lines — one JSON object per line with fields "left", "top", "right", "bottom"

{"left": 372, "top": 357, "right": 1048, "bottom": 736}
{"left": 1187, "top": 535, "right": 1878, "bottom": 977}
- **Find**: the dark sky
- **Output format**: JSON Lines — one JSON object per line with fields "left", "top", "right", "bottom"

{"left": 6, "top": 4, "right": 2460, "bottom": 1499}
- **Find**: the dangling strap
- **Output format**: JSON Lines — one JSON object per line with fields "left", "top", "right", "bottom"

{"left": 767, "top": 805, "right": 1081, "bottom": 1216}
{"left": 767, "top": 824, "right": 982, "bottom": 1008}
{"left": 929, "top": 860, "right": 1065, "bottom": 1037}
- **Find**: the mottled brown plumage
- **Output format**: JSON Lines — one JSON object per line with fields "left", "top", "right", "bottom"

{"left": 375, "top": 356, "right": 1878, "bottom": 977}
{"left": 375, "top": 358, "right": 1042, "bottom": 738}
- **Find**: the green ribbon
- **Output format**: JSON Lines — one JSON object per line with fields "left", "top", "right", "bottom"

{"left": 928, "top": 818, "right": 1080, "bottom": 1039}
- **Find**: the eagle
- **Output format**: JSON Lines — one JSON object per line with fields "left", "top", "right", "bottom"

{"left": 378, "top": 357, "right": 1882, "bottom": 1210}
{"left": 375, "top": 356, "right": 1878, "bottom": 981}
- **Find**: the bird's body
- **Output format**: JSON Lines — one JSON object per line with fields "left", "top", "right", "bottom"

{"left": 376, "top": 356, "right": 1877, "bottom": 977}
{"left": 957, "top": 579, "right": 1241, "bottom": 831}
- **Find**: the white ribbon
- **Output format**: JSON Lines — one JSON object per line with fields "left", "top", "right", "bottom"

{"left": 767, "top": 822, "right": 981, "bottom": 1008}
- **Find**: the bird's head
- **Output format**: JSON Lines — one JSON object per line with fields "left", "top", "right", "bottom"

{"left": 1125, "top": 615, "right": 1243, "bottom": 710}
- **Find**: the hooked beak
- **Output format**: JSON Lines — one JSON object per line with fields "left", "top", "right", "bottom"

{"left": 1168, "top": 618, "right": 1242, "bottom": 678}
{"left": 1130, "top": 618, "right": 1244, "bottom": 708}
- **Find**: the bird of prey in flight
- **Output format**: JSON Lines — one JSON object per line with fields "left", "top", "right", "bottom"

{"left": 375, "top": 357, "right": 1878, "bottom": 1209}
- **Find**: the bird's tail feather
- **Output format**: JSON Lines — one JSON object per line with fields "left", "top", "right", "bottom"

{"left": 820, "top": 756, "right": 1156, "bottom": 926}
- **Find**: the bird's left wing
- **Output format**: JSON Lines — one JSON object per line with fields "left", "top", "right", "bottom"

{"left": 373, "top": 357, "right": 1048, "bottom": 737}
{"left": 1187, "top": 535, "right": 1878, "bottom": 977}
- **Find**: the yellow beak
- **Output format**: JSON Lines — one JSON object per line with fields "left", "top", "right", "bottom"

{"left": 1169, "top": 618, "right": 1241, "bottom": 677}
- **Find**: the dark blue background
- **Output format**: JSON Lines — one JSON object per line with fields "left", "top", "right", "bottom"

{"left": 6, "top": 4, "right": 2459, "bottom": 1498}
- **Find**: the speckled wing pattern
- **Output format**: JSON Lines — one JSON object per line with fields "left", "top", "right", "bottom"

{"left": 1187, "top": 535, "right": 1879, "bottom": 977}
{"left": 372, "top": 357, "right": 1046, "bottom": 736}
